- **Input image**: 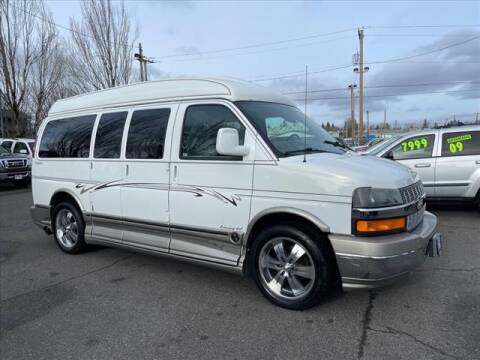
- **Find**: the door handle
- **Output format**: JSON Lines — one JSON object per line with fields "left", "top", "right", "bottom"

{"left": 476, "top": 160, "right": 480, "bottom": 165}
{"left": 173, "top": 165, "right": 178, "bottom": 180}
{"left": 415, "top": 163, "right": 431, "bottom": 168}
{"left": 125, "top": 164, "right": 129, "bottom": 176}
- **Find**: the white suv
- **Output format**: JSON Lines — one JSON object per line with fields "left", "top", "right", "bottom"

{"left": 366, "top": 126, "right": 480, "bottom": 207}
{"left": 30, "top": 79, "right": 441, "bottom": 309}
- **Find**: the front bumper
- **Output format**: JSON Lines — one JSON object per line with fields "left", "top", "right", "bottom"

{"left": 0, "top": 170, "right": 31, "bottom": 182}
{"left": 329, "top": 211, "right": 441, "bottom": 290}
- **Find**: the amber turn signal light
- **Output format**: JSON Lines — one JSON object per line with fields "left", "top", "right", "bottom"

{"left": 356, "top": 217, "right": 406, "bottom": 233}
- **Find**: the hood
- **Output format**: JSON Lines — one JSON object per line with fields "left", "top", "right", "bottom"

{"left": 279, "top": 152, "right": 418, "bottom": 197}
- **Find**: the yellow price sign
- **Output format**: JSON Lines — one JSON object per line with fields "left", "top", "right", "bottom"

{"left": 446, "top": 133, "right": 471, "bottom": 154}
{"left": 402, "top": 137, "right": 429, "bottom": 152}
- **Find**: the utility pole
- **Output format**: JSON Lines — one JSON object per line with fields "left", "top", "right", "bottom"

{"left": 476, "top": 112, "right": 479, "bottom": 124}
{"left": 348, "top": 84, "right": 357, "bottom": 141}
{"left": 366, "top": 110, "right": 369, "bottom": 140}
{"left": 382, "top": 107, "right": 387, "bottom": 137}
{"left": 134, "top": 43, "right": 154, "bottom": 82}
{"left": 354, "top": 28, "right": 369, "bottom": 145}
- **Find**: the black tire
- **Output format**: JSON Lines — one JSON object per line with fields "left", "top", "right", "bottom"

{"left": 52, "top": 201, "right": 88, "bottom": 254}
{"left": 250, "top": 224, "right": 334, "bottom": 310}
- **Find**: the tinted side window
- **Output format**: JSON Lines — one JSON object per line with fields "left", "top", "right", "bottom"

{"left": 180, "top": 105, "right": 245, "bottom": 160}
{"left": 388, "top": 134, "right": 435, "bottom": 160}
{"left": 441, "top": 131, "right": 480, "bottom": 157}
{"left": 39, "top": 115, "right": 96, "bottom": 158}
{"left": 13, "top": 142, "right": 29, "bottom": 153}
{"left": 94, "top": 112, "right": 128, "bottom": 159}
{"left": 126, "top": 108, "right": 171, "bottom": 159}
{"left": 1, "top": 141, "right": 13, "bottom": 151}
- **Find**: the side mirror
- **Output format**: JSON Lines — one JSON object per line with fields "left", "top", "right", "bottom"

{"left": 19, "top": 149, "right": 28, "bottom": 154}
{"left": 216, "top": 128, "right": 250, "bottom": 157}
{"left": 384, "top": 150, "right": 394, "bottom": 160}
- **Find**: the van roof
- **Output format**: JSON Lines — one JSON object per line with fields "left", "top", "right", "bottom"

{"left": 48, "top": 78, "right": 296, "bottom": 116}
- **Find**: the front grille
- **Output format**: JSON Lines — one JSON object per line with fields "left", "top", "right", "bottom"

{"left": 4, "top": 159, "right": 27, "bottom": 168}
{"left": 399, "top": 181, "right": 424, "bottom": 204}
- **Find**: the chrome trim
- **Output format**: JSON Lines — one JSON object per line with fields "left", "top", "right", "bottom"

{"left": 353, "top": 194, "right": 426, "bottom": 212}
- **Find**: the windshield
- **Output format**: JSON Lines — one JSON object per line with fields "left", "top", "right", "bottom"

{"left": 366, "top": 136, "right": 399, "bottom": 155}
{"left": 235, "top": 101, "right": 345, "bottom": 157}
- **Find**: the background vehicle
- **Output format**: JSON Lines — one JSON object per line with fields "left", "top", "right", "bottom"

{"left": 0, "top": 138, "right": 36, "bottom": 157}
{"left": 30, "top": 79, "right": 440, "bottom": 310}
{"left": 0, "top": 145, "right": 31, "bottom": 187}
{"left": 367, "top": 125, "right": 480, "bottom": 206}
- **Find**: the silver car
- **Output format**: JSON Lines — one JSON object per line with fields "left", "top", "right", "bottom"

{"left": 366, "top": 125, "right": 480, "bottom": 207}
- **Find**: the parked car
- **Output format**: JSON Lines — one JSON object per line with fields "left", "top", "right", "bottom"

{"left": 30, "top": 79, "right": 442, "bottom": 309}
{"left": 351, "top": 137, "right": 385, "bottom": 152}
{"left": 0, "top": 138, "right": 36, "bottom": 157}
{"left": 365, "top": 126, "right": 480, "bottom": 207}
{"left": 0, "top": 145, "right": 31, "bottom": 187}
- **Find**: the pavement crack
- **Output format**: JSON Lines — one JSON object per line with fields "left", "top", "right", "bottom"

{"left": 420, "top": 267, "right": 480, "bottom": 273}
{"left": 357, "top": 290, "right": 376, "bottom": 359}
{"left": 1, "top": 254, "right": 134, "bottom": 303}
{"left": 368, "top": 325, "right": 460, "bottom": 359}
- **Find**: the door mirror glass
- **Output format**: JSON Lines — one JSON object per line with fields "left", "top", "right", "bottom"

{"left": 216, "top": 128, "right": 249, "bottom": 157}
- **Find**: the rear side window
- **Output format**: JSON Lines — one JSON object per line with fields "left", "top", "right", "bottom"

{"left": 13, "top": 141, "right": 29, "bottom": 154}
{"left": 94, "top": 112, "right": 128, "bottom": 159}
{"left": 39, "top": 115, "right": 96, "bottom": 158}
{"left": 126, "top": 108, "right": 171, "bottom": 159}
{"left": 388, "top": 134, "right": 435, "bottom": 160}
{"left": 180, "top": 104, "right": 245, "bottom": 160}
{"left": 441, "top": 131, "right": 480, "bottom": 157}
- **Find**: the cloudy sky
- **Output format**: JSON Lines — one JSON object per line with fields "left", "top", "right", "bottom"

{"left": 48, "top": 0, "right": 479, "bottom": 127}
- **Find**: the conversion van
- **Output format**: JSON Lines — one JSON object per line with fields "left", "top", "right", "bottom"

{"left": 31, "top": 79, "right": 442, "bottom": 309}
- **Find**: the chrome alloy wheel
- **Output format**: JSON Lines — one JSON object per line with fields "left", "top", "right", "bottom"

{"left": 55, "top": 209, "right": 79, "bottom": 249}
{"left": 258, "top": 237, "right": 316, "bottom": 301}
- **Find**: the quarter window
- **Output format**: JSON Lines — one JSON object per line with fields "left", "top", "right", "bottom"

{"left": 441, "top": 131, "right": 480, "bottom": 157}
{"left": 180, "top": 105, "right": 245, "bottom": 160}
{"left": 126, "top": 108, "right": 171, "bottom": 159}
{"left": 94, "top": 112, "right": 128, "bottom": 159}
{"left": 39, "top": 115, "right": 96, "bottom": 158}
{"left": 388, "top": 134, "right": 435, "bottom": 160}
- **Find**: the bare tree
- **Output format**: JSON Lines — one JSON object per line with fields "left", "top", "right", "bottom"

{"left": 28, "top": 6, "right": 68, "bottom": 130}
{"left": 0, "top": 0, "right": 38, "bottom": 136}
{"left": 69, "top": 0, "right": 137, "bottom": 92}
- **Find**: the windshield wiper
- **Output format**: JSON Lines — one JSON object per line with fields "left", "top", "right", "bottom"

{"left": 283, "top": 148, "right": 326, "bottom": 156}
{"left": 324, "top": 140, "right": 349, "bottom": 150}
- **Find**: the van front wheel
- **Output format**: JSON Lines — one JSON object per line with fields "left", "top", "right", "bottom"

{"left": 52, "top": 201, "right": 87, "bottom": 254}
{"left": 251, "top": 225, "right": 331, "bottom": 310}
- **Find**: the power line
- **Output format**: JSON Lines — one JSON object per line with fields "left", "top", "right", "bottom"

{"left": 291, "top": 88, "right": 480, "bottom": 102}
{"left": 253, "top": 64, "right": 353, "bottom": 82}
{"left": 282, "top": 80, "right": 480, "bottom": 95}
{"left": 151, "top": 28, "right": 357, "bottom": 59}
{"left": 366, "top": 25, "right": 480, "bottom": 29}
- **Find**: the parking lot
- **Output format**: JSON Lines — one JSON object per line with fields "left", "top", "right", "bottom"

{"left": 0, "top": 186, "right": 479, "bottom": 360}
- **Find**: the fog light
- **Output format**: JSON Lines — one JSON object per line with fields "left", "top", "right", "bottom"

{"left": 356, "top": 217, "right": 406, "bottom": 233}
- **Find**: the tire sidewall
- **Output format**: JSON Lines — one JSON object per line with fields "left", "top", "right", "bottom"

{"left": 250, "top": 225, "right": 329, "bottom": 310}
{"left": 52, "top": 201, "right": 86, "bottom": 254}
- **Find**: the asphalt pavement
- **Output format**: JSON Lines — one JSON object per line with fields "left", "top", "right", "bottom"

{"left": 1, "top": 187, "right": 479, "bottom": 360}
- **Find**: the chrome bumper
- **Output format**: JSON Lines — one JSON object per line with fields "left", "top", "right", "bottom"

{"left": 329, "top": 211, "right": 441, "bottom": 290}
{"left": 30, "top": 205, "right": 52, "bottom": 233}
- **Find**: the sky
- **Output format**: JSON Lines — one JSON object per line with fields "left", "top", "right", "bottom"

{"left": 47, "top": 0, "right": 480, "bottom": 128}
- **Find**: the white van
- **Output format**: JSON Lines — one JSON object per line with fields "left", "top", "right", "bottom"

{"left": 31, "top": 79, "right": 442, "bottom": 309}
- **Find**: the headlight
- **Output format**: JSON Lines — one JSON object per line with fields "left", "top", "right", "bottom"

{"left": 26, "top": 158, "right": 32, "bottom": 167}
{"left": 352, "top": 187, "right": 403, "bottom": 209}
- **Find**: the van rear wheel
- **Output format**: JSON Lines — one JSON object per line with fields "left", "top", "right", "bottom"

{"left": 250, "top": 225, "right": 331, "bottom": 310}
{"left": 52, "top": 201, "right": 87, "bottom": 254}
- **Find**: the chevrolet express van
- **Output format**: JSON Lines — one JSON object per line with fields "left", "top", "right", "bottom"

{"left": 31, "top": 79, "right": 442, "bottom": 309}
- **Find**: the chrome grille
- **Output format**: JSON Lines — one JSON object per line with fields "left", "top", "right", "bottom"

{"left": 399, "top": 181, "right": 424, "bottom": 204}
{"left": 5, "top": 159, "right": 27, "bottom": 168}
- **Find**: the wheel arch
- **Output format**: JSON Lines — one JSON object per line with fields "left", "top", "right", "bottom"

{"left": 49, "top": 189, "right": 85, "bottom": 216}
{"left": 242, "top": 207, "right": 337, "bottom": 275}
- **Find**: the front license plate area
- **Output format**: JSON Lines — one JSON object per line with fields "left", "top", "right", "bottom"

{"left": 14, "top": 175, "right": 24, "bottom": 180}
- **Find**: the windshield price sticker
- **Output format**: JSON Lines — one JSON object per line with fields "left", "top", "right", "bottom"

{"left": 447, "top": 134, "right": 472, "bottom": 154}
{"left": 401, "top": 138, "right": 428, "bottom": 152}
